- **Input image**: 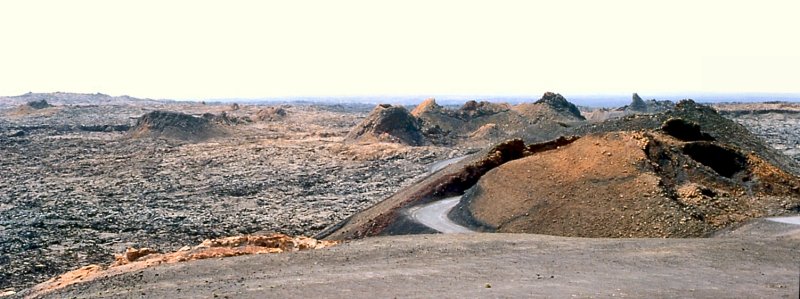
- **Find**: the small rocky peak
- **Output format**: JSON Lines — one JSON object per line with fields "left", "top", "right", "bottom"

{"left": 629, "top": 93, "right": 647, "bottom": 111}
{"left": 411, "top": 98, "right": 441, "bottom": 117}
{"left": 534, "top": 92, "right": 584, "bottom": 119}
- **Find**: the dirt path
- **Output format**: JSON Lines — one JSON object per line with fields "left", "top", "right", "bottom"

{"left": 408, "top": 196, "right": 472, "bottom": 233}
{"left": 33, "top": 219, "right": 800, "bottom": 298}
{"left": 427, "top": 155, "right": 468, "bottom": 173}
{"left": 769, "top": 216, "right": 800, "bottom": 225}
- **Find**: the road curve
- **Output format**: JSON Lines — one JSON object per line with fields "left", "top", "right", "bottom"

{"left": 768, "top": 216, "right": 800, "bottom": 225}
{"left": 427, "top": 156, "right": 468, "bottom": 174}
{"left": 409, "top": 196, "right": 473, "bottom": 233}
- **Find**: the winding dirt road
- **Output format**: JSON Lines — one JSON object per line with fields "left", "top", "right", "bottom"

{"left": 427, "top": 156, "right": 468, "bottom": 174}
{"left": 768, "top": 216, "right": 800, "bottom": 225}
{"left": 408, "top": 196, "right": 472, "bottom": 233}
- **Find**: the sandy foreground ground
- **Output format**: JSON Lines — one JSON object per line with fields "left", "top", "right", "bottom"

{"left": 33, "top": 218, "right": 800, "bottom": 298}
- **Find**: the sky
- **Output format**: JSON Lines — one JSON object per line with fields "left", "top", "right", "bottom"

{"left": 1, "top": 0, "right": 799, "bottom": 100}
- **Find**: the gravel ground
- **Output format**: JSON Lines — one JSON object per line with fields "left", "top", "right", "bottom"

{"left": 36, "top": 220, "right": 800, "bottom": 298}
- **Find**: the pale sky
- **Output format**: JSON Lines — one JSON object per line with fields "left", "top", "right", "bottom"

{"left": 1, "top": 0, "right": 799, "bottom": 100}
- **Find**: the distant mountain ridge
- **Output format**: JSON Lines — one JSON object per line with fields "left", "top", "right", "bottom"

{"left": 0, "top": 92, "right": 170, "bottom": 107}
{"left": 200, "top": 93, "right": 800, "bottom": 108}
{"left": 2, "top": 92, "right": 799, "bottom": 108}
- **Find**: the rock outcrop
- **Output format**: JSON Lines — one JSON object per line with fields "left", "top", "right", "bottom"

{"left": 345, "top": 104, "right": 424, "bottom": 146}
{"left": 254, "top": 107, "right": 287, "bottom": 122}
{"left": 130, "top": 110, "right": 222, "bottom": 141}
{"left": 26, "top": 100, "right": 53, "bottom": 109}
{"left": 622, "top": 93, "right": 675, "bottom": 114}
{"left": 534, "top": 92, "right": 585, "bottom": 120}
{"left": 629, "top": 93, "right": 647, "bottom": 111}
{"left": 8, "top": 99, "right": 56, "bottom": 116}
{"left": 411, "top": 98, "right": 441, "bottom": 117}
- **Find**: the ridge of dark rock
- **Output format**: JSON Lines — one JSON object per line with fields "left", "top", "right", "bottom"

{"left": 130, "top": 110, "right": 220, "bottom": 141}
{"left": 629, "top": 93, "right": 647, "bottom": 111}
{"left": 26, "top": 100, "right": 53, "bottom": 109}
{"left": 534, "top": 92, "right": 585, "bottom": 120}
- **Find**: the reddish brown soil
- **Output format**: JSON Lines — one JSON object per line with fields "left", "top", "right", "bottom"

{"left": 465, "top": 131, "right": 800, "bottom": 237}
{"left": 27, "top": 234, "right": 337, "bottom": 297}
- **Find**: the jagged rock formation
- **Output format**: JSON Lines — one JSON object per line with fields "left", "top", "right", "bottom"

{"left": 130, "top": 110, "right": 222, "bottom": 141}
{"left": 344, "top": 104, "right": 424, "bottom": 145}
{"left": 623, "top": 93, "right": 675, "bottom": 114}
{"left": 582, "top": 93, "right": 676, "bottom": 122}
{"left": 532, "top": 92, "right": 584, "bottom": 119}
{"left": 629, "top": 93, "right": 647, "bottom": 111}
